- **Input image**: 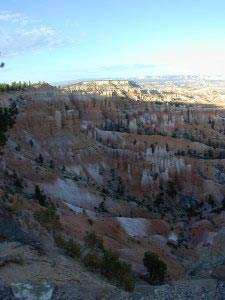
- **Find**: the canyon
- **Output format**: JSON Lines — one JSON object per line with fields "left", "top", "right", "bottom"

{"left": 1, "top": 79, "right": 225, "bottom": 299}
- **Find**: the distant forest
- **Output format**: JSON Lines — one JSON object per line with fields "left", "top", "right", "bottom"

{"left": 0, "top": 81, "right": 31, "bottom": 92}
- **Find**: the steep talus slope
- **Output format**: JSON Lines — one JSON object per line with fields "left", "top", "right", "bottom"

{"left": 0, "top": 80, "right": 225, "bottom": 299}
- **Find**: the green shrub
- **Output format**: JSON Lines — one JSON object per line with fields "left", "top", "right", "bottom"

{"left": 166, "top": 181, "right": 177, "bottom": 197}
{"left": 83, "top": 252, "right": 102, "bottom": 270}
{"left": 143, "top": 251, "right": 167, "bottom": 284}
{"left": 82, "top": 231, "right": 134, "bottom": 291}
{"left": 35, "top": 185, "right": 47, "bottom": 206}
{"left": 54, "top": 235, "right": 81, "bottom": 259}
{"left": 97, "top": 201, "right": 108, "bottom": 213}
{"left": 83, "top": 249, "right": 134, "bottom": 291}
{"left": 34, "top": 186, "right": 55, "bottom": 209}
{"left": 100, "top": 249, "right": 135, "bottom": 291}
{"left": 35, "top": 154, "right": 44, "bottom": 164}
{"left": 36, "top": 207, "right": 60, "bottom": 236}
{"left": 64, "top": 239, "right": 81, "bottom": 259}
{"left": 13, "top": 171, "right": 23, "bottom": 188}
{"left": 84, "top": 231, "right": 104, "bottom": 250}
{"left": 87, "top": 219, "right": 93, "bottom": 226}
{"left": 54, "top": 234, "right": 66, "bottom": 248}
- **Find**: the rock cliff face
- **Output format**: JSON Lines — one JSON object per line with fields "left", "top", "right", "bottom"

{"left": 1, "top": 80, "right": 225, "bottom": 298}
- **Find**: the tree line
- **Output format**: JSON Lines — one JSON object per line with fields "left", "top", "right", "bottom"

{"left": 0, "top": 81, "right": 31, "bottom": 92}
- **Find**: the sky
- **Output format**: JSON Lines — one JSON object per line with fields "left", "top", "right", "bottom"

{"left": 0, "top": 0, "right": 225, "bottom": 83}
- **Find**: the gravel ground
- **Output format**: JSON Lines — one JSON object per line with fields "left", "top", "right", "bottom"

{"left": 132, "top": 279, "right": 225, "bottom": 300}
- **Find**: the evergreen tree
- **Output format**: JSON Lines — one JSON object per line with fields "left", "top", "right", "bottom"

{"left": 0, "top": 102, "right": 18, "bottom": 149}
{"left": 35, "top": 185, "right": 47, "bottom": 206}
{"left": 143, "top": 251, "right": 167, "bottom": 284}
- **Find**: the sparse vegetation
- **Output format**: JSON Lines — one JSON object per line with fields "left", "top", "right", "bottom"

{"left": 166, "top": 181, "right": 177, "bottom": 198}
{"left": 97, "top": 200, "right": 108, "bottom": 213}
{"left": 64, "top": 239, "right": 81, "bottom": 258}
{"left": 35, "top": 207, "right": 60, "bottom": 236}
{"left": 100, "top": 249, "right": 135, "bottom": 291}
{"left": 35, "top": 185, "right": 47, "bottom": 207}
{"left": 83, "top": 231, "right": 134, "bottom": 291}
{"left": 84, "top": 231, "right": 104, "bottom": 250}
{"left": 83, "top": 252, "right": 102, "bottom": 269}
{"left": 54, "top": 234, "right": 81, "bottom": 259}
{"left": 0, "top": 101, "right": 18, "bottom": 150}
{"left": 54, "top": 234, "right": 66, "bottom": 248}
{"left": 13, "top": 171, "right": 23, "bottom": 188}
{"left": 83, "top": 248, "right": 134, "bottom": 291}
{"left": 143, "top": 251, "right": 167, "bottom": 284}
{"left": 87, "top": 218, "right": 93, "bottom": 226}
{"left": 35, "top": 153, "right": 44, "bottom": 164}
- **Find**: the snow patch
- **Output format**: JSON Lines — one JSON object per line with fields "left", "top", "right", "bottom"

{"left": 116, "top": 217, "right": 150, "bottom": 237}
{"left": 67, "top": 165, "right": 84, "bottom": 176}
{"left": 66, "top": 203, "right": 84, "bottom": 214}
{"left": 87, "top": 164, "right": 103, "bottom": 184}
{"left": 42, "top": 178, "right": 100, "bottom": 208}
{"left": 64, "top": 202, "right": 97, "bottom": 219}
{"left": 168, "top": 232, "right": 179, "bottom": 243}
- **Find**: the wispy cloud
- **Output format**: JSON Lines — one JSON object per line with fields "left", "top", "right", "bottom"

{"left": 0, "top": 11, "right": 28, "bottom": 25}
{"left": 0, "top": 11, "right": 73, "bottom": 56}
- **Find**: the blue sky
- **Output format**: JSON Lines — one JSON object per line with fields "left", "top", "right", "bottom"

{"left": 0, "top": 0, "right": 225, "bottom": 83}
